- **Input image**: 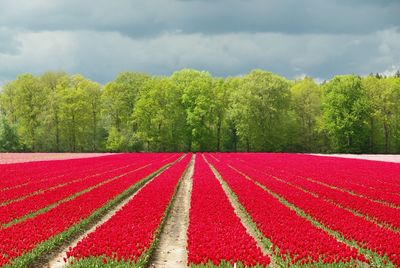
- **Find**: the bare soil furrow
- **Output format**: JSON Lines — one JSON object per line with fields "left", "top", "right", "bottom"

{"left": 148, "top": 155, "right": 194, "bottom": 268}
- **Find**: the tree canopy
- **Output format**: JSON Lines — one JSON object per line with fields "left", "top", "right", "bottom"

{"left": 1, "top": 69, "right": 399, "bottom": 153}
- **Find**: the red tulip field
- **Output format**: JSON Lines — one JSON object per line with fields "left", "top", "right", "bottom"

{"left": 0, "top": 153, "right": 399, "bottom": 267}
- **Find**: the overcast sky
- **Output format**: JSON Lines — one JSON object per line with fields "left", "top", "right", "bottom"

{"left": 0, "top": 0, "right": 399, "bottom": 85}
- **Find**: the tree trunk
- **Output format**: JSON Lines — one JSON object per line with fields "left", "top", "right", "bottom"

{"left": 216, "top": 118, "right": 221, "bottom": 152}
{"left": 347, "top": 134, "right": 352, "bottom": 152}
{"left": 384, "top": 123, "right": 389, "bottom": 153}
{"left": 158, "top": 122, "right": 162, "bottom": 152}
{"left": 305, "top": 116, "right": 311, "bottom": 152}
{"left": 55, "top": 112, "right": 60, "bottom": 152}
{"left": 92, "top": 111, "right": 97, "bottom": 152}
{"left": 369, "top": 117, "right": 374, "bottom": 153}
{"left": 188, "top": 131, "right": 192, "bottom": 152}
{"left": 232, "top": 127, "right": 238, "bottom": 152}
{"left": 31, "top": 128, "right": 36, "bottom": 152}
{"left": 72, "top": 113, "right": 76, "bottom": 152}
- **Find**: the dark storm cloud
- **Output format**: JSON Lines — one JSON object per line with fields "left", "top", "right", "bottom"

{"left": 0, "top": 0, "right": 399, "bottom": 35}
{"left": 0, "top": 0, "right": 399, "bottom": 84}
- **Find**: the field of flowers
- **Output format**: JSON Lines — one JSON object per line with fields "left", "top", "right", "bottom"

{"left": 0, "top": 152, "right": 399, "bottom": 267}
{"left": 66, "top": 154, "right": 192, "bottom": 266}
{"left": 187, "top": 154, "right": 269, "bottom": 267}
{"left": 0, "top": 153, "right": 181, "bottom": 267}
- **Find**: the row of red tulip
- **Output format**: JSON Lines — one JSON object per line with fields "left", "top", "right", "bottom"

{"left": 230, "top": 153, "right": 400, "bottom": 205}
{"left": 0, "top": 157, "right": 157, "bottom": 226}
{"left": 187, "top": 154, "right": 270, "bottom": 267}
{"left": 247, "top": 153, "right": 400, "bottom": 188}
{"left": 0, "top": 153, "right": 181, "bottom": 266}
{"left": 307, "top": 173, "right": 400, "bottom": 206}
{"left": 66, "top": 154, "right": 191, "bottom": 265}
{"left": 0, "top": 155, "right": 116, "bottom": 188}
{"left": 214, "top": 153, "right": 400, "bottom": 266}
{"left": 303, "top": 154, "right": 400, "bottom": 188}
{"left": 205, "top": 154, "right": 364, "bottom": 266}
{"left": 258, "top": 166, "right": 400, "bottom": 231}
{"left": 218, "top": 152, "right": 400, "bottom": 231}
{"left": 0, "top": 154, "right": 155, "bottom": 203}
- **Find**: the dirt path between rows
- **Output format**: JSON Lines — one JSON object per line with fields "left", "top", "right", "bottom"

{"left": 148, "top": 155, "right": 194, "bottom": 268}
{"left": 43, "top": 168, "right": 168, "bottom": 268}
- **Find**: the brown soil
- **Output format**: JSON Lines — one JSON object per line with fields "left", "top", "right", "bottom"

{"left": 148, "top": 155, "right": 194, "bottom": 268}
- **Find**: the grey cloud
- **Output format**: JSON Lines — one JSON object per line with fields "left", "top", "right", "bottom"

{"left": 0, "top": 0, "right": 399, "bottom": 85}
{"left": 0, "top": 0, "right": 398, "bottom": 37}
{"left": 1, "top": 28, "right": 398, "bottom": 84}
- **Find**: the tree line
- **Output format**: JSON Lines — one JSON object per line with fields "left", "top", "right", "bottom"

{"left": 0, "top": 69, "right": 400, "bottom": 153}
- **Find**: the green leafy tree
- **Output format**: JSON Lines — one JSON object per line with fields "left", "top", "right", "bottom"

{"left": 82, "top": 79, "right": 103, "bottom": 151}
{"left": 0, "top": 82, "right": 18, "bottom": 125}
{"left": 40, "top": 71, "right": 68, "bottom": 151}
{"left": 57, "top": 75, "right": 91, "bottom": 152}
{"left": 102, "top": 72, "right": 150, "bottom": 151}
{"left": 213, "top": 77, "right": 230, "bottom": 151}
{"left": 106, "top": 127, "right": 128, "bottom": 152}
{"left": 171, "top": 69, "right": 216, "bottom": 151}
{"left": 2, "top": 74, "right": 45, "bottom": 151}
{"left": 230, "top": 70, "right": 291, "bottom": 151}
{"left": 321, "top": 75, "right": 372, "bottom": 153}
{"left": 0, "top": 116, "right": 20, "bottom": 152}
{"left": 1, "top": 69, "right": 399, "bottom": 153}
{"left": 291, "top": 77, "right": 322, "bottom": 151}
{"left": 224, "top": 77, "right": 242, "bottom": 152}
{"left": 134, "top": 77, "right": 186, "bottom": 151}
{"left": 363, "top": 76, "right": 400, "bottom": 153}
